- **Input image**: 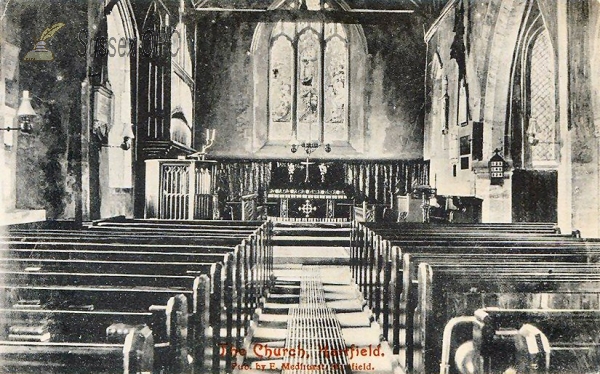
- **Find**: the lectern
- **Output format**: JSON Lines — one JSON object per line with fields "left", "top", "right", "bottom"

{"left": 145, "top": 159, "right": 218, "bottom": 220}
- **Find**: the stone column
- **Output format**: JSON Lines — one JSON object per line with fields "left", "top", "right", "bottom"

{"left": 556, "top": 0, "right": 572, "bottom": 233}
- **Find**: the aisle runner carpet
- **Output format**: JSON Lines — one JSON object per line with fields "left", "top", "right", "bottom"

{"left": 282, "top": 268, "right": 349, "bottom": 373}
{"left": 239, "top": 265, "right": 395, "bottom": 374}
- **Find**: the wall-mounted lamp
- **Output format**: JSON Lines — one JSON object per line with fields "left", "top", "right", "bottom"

{"left": 1, "top": 91, "right": 37, "bottom": 134}
{"left": 526, "top": 119, "right": 539, "bottom": 146}
{"left": 489, "top": 148, "right": 507, "bottom": 186}
{"left": 99, "top": 123, "right": 135, "bottom": 151}
{"left": 121, "top": 123, "right": 135, "bottom": 150}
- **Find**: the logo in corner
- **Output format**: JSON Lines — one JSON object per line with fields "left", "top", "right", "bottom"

{"left": 24, "top": 23, "right": 65, "bottom": 61}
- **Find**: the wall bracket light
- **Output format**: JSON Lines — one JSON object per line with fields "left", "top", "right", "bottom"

{"left": 1, "top": 91, "right": 37, "bottom": 134}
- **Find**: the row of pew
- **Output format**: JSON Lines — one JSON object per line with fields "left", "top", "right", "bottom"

{"left": 0, "top": 218, "right": 274, "bottom": 373}
{"left": 350, "top": 221, "right": 600, "bottom": 374}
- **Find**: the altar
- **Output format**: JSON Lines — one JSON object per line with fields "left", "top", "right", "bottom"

{"left": 267, "top": 189, "right": 352, "bottom": 220}
{"left": 266, "top": 161, "right": 353, "bottom": 220}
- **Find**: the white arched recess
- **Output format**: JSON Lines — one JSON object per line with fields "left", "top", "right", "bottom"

{"left": 100, "top": 0, "right": 138, "bottom": 216}
{"left": 250, "top": 0, "right": 368, "bottom": 155}
{"left": 476, "top": 0, "right": 569, "bottom": 227}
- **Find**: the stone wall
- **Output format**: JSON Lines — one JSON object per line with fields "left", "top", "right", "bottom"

{"left": 194, "top": 11, "right": 429, "bottom": 160}
{"left": 1, "top": 0, "right": 87, "bottom": 221}
{"left": 424, "top": 0, "right": 600, "bottom": 233}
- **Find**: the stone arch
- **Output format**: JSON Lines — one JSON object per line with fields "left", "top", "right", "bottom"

{"left": 481, "top": 0, "right": 529, "bottom": 162}
{"left": 98, "top": 0, "right": 139, "bottom": 217}
{"left": 482, "top": 0, "right": 559, "bottom": 164}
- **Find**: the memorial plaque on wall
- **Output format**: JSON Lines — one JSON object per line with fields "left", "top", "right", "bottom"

{"left": 92, "top": 85, "right": 113, "bottom": 143}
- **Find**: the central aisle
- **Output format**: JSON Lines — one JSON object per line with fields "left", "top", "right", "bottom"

{"left": 235, "top": 222, "right": 398, "bottom": 374}
{"left": 240, "top": 265, "right": 395, "bottom": 374}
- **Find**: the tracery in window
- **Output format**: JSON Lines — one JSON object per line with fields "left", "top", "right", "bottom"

{"left": 527, "top": 28, "right": 556, "bottom": 164}
{"left": 267, "top": 10, "right": 349, "bottom": 143}
{"left": 324, "top": 23, "right": 348, "bottom": 141}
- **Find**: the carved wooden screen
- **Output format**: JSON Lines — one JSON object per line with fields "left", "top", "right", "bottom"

{"left": 160, "top": 163, "right": 190, "bottom": 220}
{"left": 145, "top": 160, "right": 217, "bottom": 220}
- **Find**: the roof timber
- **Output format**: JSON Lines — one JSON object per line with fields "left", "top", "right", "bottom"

{"left": 185, "top": 7, "right": 414, "bottom": 24}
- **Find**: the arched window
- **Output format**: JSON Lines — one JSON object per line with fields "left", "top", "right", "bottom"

{"left": 269, "top": 18, "right": 349, "bottom": 142}
{"left": 508, "top": 3, "right": 558, "bottom": 170}
{"left": 526, "top": 28, "right": 556, "bottom": 165}
{"left": 252, "top": 0, "right": 366, "bottom": 152}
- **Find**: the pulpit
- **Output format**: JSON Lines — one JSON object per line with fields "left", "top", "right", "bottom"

{"left": 145, "top": 159, "right": 218, "bottom": 220}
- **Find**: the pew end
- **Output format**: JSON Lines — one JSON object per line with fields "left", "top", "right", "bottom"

{"left": 0, "top": 324, "right": 154, "bottom": 374}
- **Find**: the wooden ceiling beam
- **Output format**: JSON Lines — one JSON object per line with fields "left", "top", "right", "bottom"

{"left": 184, "top": 7, "right": 414, "bottom": 24}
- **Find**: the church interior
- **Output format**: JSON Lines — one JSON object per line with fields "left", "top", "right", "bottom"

{"left": 1, "top": 0, "right": 600, "bottom": 373}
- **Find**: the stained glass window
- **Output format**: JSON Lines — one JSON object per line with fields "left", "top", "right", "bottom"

{"left": 528, "top": 29, "right": 556, "bottom": 164}
{"left": 297, "top": 26, "right": 321, "bottom": 140}
{"left": 324, "top": 23, "right": 348, "bottom": 141}
{"left": 268, "top": 1, "right": 349, "bottom": 143}
{"left": 269, "top": 23, "right": 294, "bottom": 140}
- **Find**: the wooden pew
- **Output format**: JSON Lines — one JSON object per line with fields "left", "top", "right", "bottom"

{"left": 359, "top": 221, "right": 561, "bottom": 234}
{"left": 355, "top": 234, "right": 596, "bottom": 324}
{"left": 0, "top": 324, "right": 154, "bottom": 373}
{"left": 0, "top": 250, "right": 237, "bottom": 373}
{"left": 0, "top": 258, "right": 221, "bottom": 275}
{"left": 349, "top": 220, "right": 565, "bottom": 265}
{"left": 385, "top": 250, "right": 598, "bottom": 365}
{"left": 414, "top": 263, "right": 600, "bottom": 374}
{"left": 0, "top": 268, "right": 215, "bottom": 373}
{"left": 91, "top": 218, "right": 266, "bottom": 227}
{"left": 349, "top": 221, "right": 600, "bottom": 374}
{"left": 1, "top": 239, "right": 246, "bottom": 249}
{"left": 352, "top": 230, "right": 599, "bottom": 370}
{"left": 394, "top": 254, "right": 600, "bottom": 368}
{"left": 349, "top": 222, "right": 582, "bottom": 294}
{"left": 356, "top": 228, "right": 595, "bottom": 300}
{"left": 0, "top": 294, "right": 187, "bottom": 373}
{"left": 1, "top": 220, "right": 273, "bottom": 373}
{"left": 3, "top": 233, "right": 255, "bottom": 245}
{"left": 467, "top": 308, "right": 600, "bottom": 374}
